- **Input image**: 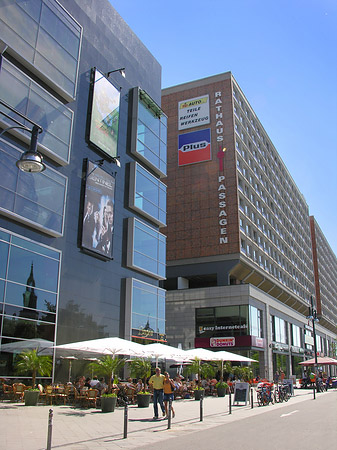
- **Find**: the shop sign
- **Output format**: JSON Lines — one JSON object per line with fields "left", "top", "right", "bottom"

{"left": 210, "top": 337, "right": 235, "bottom": 347}
{"left": 178, "top": 95, "right": 210, "bottom": 130}
{"left": 290, "top": 346, "right": 304, "bottom": 354}
{"left": 252, "top": 337, "right": 264, "bottom": 348}
{"left": 304, "top": 335, "right": 314, "bottom": 345}
{"left": 272, "top": 343, "right": 289, "bottom": 352}
{"left": 178, "top": 128, "right": 211, "bottom": 166}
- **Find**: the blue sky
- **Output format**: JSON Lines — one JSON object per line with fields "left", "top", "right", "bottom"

{"left": 110, "top": 0, "right": 337, "bottom": 256}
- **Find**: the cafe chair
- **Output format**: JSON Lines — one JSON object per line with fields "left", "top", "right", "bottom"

{"left": 12, "top": 383, "right": 25, "bottom": 402}
{"left": 86, "top": 389, "right": 98, "bottom": 408}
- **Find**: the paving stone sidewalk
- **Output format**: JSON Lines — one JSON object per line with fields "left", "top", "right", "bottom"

{"left": 0, "top": 389, "right": 327, "bottom": 450}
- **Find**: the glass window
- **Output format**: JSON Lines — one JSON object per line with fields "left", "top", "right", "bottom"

{"left": 129, "top": 162, "right": 166, "bottom": 226}
{"left": 196, "top": 305, "right": 249, "bottom": 338}
{"left": 130, "top": 279, "right": 166, "bottom": 340}
{"left": 250, "top": 305, "right": 263, "bottom": 338}
{"left": 273, "top": 316, "right": 287, "bottom": 344}
{"left": 0, "top": 59, "right": 73, "bottom": 164}
{"left": 131, "top": 88, "right": 167, "bottom": 177}
{"left": 0, "top": 138, "right": 67, "bottom": 236}
{"left": 0, "top": 228, "right": 60, "bottom": 357}
{"left": 0, "top": 0, "right": 82, "bottom": 100}
{"left": 127, "top": 218, "right": 166, "bottom": 279}
{"left": 291, "top": 324, "right": 301, "bottom": 347}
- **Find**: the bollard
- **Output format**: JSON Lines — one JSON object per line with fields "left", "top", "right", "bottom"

{"left": 200, "top": 392, "right": 203, "bottom": 421}
{"left": 251, "top": 387, "right": 254, "bottom": 409}
{"left": 313, "top": 384, "right": 316, "bottom": 400}
{"left": 46, "top": 408, "right": 53, "bottom": 450}
{"left": 123, "top": 403, "right": 128, "bottom": 439}
{"left": 229, "top": 390, "right": 232, "bottom": 414}
{"left": 167, "top": 398, "right": 172, "bottom": 429}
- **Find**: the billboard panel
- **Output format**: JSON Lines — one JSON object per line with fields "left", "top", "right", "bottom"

{"left": 178, "top": 95, "right": 210, "bottom": 130}
{"left": 89, "top": 68, "right": 120, "bottom": 158}
{"left": 81, "top": 161, "right": 115, "bottom": 259}
{"left": 178, "top": 128, "right": 211, "bottom": 166}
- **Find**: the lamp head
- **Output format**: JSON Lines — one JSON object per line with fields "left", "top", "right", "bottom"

{"left": 16, "top": 151, "right": 46, "bottom": 173}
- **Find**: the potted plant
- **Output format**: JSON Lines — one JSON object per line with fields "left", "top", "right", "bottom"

{"left": 183, "top": 358, "right": 215, "bottom": 400}
{"left": 14, "top": 349, "right": 52, "bottom": 405}
{"left": 215, "top": 381, "right": 229, "bottom": 397}
{"left": 24, "top": 388, "right": 41, "bottom": 406}
{"left": 100, "top": 393, "right": 117, "bottom": 412}
{"left": 128, "top": 358, "right": 152, "bottom": 408}
{"left": 88, "top": 355, "right": 125, "bottom": 394}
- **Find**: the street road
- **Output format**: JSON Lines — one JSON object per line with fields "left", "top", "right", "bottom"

{"left": 140, "top": 392, "right": 337, "bottom": 450}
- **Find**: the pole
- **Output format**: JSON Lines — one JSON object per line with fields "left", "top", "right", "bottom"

{"left": 251, "top": 387, "right": 254, "bottom": 409}
{"left": 229, "top": 390, "right": 232, "bottom": 414}
{"left": 123, "top": 403, "right": 128, "bottom": 439}
{"left": 311, "top": 296, "right": 319, "bottom": 394}
{"left": 46, "top": 408, "right": 53, "bottom": 450}
{"left": 200, "top": 392, "right": 203, "bottom": 421}
{"left": 167, "top": 398, "right": 172, "bottom": 429}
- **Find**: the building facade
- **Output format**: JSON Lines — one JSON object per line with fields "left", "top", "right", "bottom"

{"left": 0, "top": 0, "right": 167, "bottom": 382}
{"left": 161, "top": 73, "right": 337, "bottom": 379}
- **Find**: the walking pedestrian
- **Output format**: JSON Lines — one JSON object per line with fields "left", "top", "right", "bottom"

{"left": 149, "top": 367, "right": 165, "bottom": 420}
{"left": 163, "top": 372, "right": 175, "bottom": 418}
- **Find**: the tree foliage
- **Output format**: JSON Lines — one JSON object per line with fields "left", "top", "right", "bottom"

{"left": 15, "top": 349, "right": 52, "bottom": 388}
{"left": 88, "top": 355, "right": 125, "bottom": 393}
{"left": 128, "top": 358, "right": 152, "bottom": 392}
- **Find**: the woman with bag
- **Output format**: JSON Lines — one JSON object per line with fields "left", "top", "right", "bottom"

{"left": 163, "top": 372, "right": 176, "bottom": 418}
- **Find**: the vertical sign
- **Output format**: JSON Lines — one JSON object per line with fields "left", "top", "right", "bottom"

{"left": 89, "top": 68, "right": 120, "bottom": 158}
{"left": 81, "top": 161, "right": 115, "bottom": 259}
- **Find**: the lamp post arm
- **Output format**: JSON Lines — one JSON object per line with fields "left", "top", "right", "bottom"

{"left": 0, "top": 99, "right": 43, "bottom": 133}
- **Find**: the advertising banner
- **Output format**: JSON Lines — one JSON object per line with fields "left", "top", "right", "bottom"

{"left": 178, "top": 128, "right": 211, "bottom": 166}
{"left": 178, "top": 95, "right": 210, "bottom": 130}
{"left": 210, "top": 337, "right": 235, "bottom": 347}
{"left": 81, "top": 161, "right": 115, "bottom": 259}
{"left": 89, "top": 68, "right": 120, "bottom": 158}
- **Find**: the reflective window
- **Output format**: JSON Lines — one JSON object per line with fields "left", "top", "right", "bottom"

{"left": 0, "top": 138, "right": 67, "bottom": 236}
{"left": 130, "top": 278, "right": 166, "bottom": 340}
{"left": 131, "top": 88, "right": 167, "bottom": 177}
{"left": 0, "top": 59, "right": 73, "bottom": 164}
{"left": 250, "top": 305, "right": 263, "bottom": 338}
{"left": 129, "top": 162, "right": 166, "bottom": 226}
{"left": 272, "top": 316, "right": 288, "bottom": 344}
{"left": 127, "top": 218, "right": 166, "bottom": 279}
{"left": 196, "top": 305, "right": 249, "bottom": 338}
{"left": 0, "top": 229, "right": 60, "bottom": 375}
{"left": 0, "top": 0, "right": 82, "bottom": 100}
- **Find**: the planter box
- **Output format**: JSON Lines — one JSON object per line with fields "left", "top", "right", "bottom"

{"left": 101, "top": 396, "right": 117, "bottom": 413}
{"left": 216, "top": 386, "right": 227, "bottom": 397}
{"left": 136, "top": 393, "right": 151, "bottom": 408}
{"left": 24, "top": 390, "right": 40, "bottom": 406}
{"left": 193, "top": 389, "right": 205, "bottom": 400}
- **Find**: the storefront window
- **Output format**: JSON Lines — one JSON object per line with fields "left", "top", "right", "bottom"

{"left": 291, "top": 324, "right": 301, "bottom": 347}
{"left": 272, "top": 316, "right": 288, "bottom": 344}
{"left": 249, "top": 305, "right": 263, "bottom": 337}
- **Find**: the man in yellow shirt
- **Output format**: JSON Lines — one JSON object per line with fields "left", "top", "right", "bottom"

{"left": 149, "top": 367, "right": 165, "bottom": 419}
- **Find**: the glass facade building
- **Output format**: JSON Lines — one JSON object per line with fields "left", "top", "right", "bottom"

{"left": 0, "top": 0, "right": 166, "bottom": 382}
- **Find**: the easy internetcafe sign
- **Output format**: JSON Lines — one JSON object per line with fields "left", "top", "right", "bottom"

{"left": 178, "top": 95, "right": 210, "bottom": 130}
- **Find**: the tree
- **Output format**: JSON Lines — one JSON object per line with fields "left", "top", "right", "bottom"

{"left": 128, "top": 358, "right": 152, "bottom": 392}
{"left": 88, "top": 355, "right": 125, "bottom": 393}
{"left": 15, "top": 349, "right": 52, "bottom": 388}
{"left": 183, "top": 358, "right": 215, "bottom": 388}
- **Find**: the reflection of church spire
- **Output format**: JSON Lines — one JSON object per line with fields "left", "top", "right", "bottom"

{"left": 23, "top": 262, "right": 37, "bottom": 310}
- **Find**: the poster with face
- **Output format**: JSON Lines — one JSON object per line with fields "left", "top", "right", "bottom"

{"left": 89, "top": 68, "right": 120, "bottom": 158}
{"left": 81, "top": 161, "right": 115, "bottom": 258}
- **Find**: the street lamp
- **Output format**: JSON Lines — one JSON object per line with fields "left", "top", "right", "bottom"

{"left": 0, "top": 99, "right": 45, "bottom": 173}
{"left": 307, "top": 295, "right": 319, "bottom": 392}
{"left": 105, "top": 67, "right": 126, "bottom": 78}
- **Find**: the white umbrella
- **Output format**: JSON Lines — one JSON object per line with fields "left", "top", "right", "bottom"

{"left": 184, "top": 348, "right": 218, "bottom": 361}
{"left": 212, "top": 350, "right": 258, "bottom": 363}
{"left": 54, "top": 337, "right": 146, "bottom": 358}
{"left": 141, "top": 343, "right": 188, "bottom": 366}
{"left": 1, "top": 338, "right": 54, "bottom": 355}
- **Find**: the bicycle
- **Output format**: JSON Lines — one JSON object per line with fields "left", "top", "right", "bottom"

{"left": 257, "top": 382, "right": 274, "bottom": 406}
